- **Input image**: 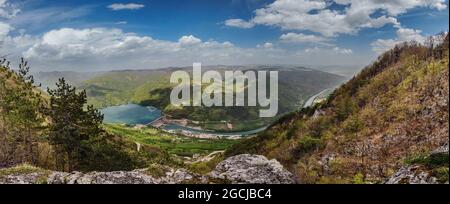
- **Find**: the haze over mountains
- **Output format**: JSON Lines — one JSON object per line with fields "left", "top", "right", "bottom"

{"left": 33, "top": 65, "right": 353, "bottom": 90}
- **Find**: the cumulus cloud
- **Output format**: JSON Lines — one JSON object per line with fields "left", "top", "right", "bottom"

{"left": 225, "top": 0, "right": 446, "bottom": 37}
{"left": 332, "top": 47, "right": 353, "bottom": 54}
{"left": 178, "top": 35, "right": 202, "bottom": 46}
{"left": 13, "top": 27, "right": 285, "bottom": 71}
{"left": 224, "top": 19, "right": 255, "bottom": 29}
{"left": 371, "top": 27, "right": 426, "bottom": 54}
{"left": 335, "top": 0, "right": 447, "bottom": 16}
{"left": 280, "top": 33, "right": 330, "bottom": 44}
{"left": 0, "top": 25, "right": 38, "bottom": 59}
{"left": 0, "top": 26, "right": 366, "bottom": 71}
{"left": 108, "top": 3, "right": 145, "bottom": 11}
{"left": 0, "top": 21, "right": 12, "bottom": 37}
{"left": 304, "top": 46, "right": 353, "bottom": 55}
{"left": 257, "top": 42, "right": 274, "bottom": 49}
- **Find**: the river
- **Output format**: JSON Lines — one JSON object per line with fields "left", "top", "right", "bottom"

{"left": 100, "top": 104, "right": 267, "bottom": 137}
{"left": 101, "top": 88, "right": 329, "bottom": 137}
{"left": 303, "top": 89, "right": 329, "bottom": 108}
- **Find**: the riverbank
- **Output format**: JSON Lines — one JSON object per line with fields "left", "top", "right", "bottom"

{"left": 303, "top": 89, "right": 329, "bottom": 108}
{"left": 100, "top": 88, "right": 334, "bottom": 139}
{"left": 149, "top": 116, "right": 262, "bottom": 140}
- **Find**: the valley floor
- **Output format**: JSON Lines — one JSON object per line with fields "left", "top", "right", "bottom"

{"left": 103, "top": 123, "right": 240, "bottom": 158}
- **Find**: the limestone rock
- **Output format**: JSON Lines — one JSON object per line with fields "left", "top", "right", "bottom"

{"left": 0, "top": 172, "right": 47, "bottom": 184}
{"left": 0, "top": 154, "right": 295, "bottom": 184}
{"left": 385, "top": 144, "right": 448, "bottom": 184}
{"left": 384, "top": 165, "right": 438, "bottom": 184}
{"left": 209, "top": 154, "right": 295, "bottom": 184}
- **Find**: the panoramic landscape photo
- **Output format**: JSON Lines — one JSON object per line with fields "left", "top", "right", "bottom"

{"left": 0, "top": 0, "right": 449, "bottom": 185}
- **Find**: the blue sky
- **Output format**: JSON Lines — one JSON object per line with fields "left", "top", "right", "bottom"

{"left": 0, "top": 0, "right": 448, "bottom": 71}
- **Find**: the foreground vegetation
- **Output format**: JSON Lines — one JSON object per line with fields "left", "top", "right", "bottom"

{"left": 0, "top": 62, "right": 183, "bottom": 172}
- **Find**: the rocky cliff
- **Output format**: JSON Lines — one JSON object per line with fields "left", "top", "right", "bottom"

{"left": 0, "top": 154, "right": 295, "bottom": 184}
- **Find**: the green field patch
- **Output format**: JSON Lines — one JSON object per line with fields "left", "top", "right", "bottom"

{"left": 103, "top": 123, "right": 240, "bottom": 156}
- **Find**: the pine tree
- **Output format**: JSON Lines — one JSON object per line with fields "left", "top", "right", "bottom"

{"left": 0, "top": 58, "right": 44, "bottom": 167}
{"left": 46, "top": 78, "right": 104, "bottom": 171}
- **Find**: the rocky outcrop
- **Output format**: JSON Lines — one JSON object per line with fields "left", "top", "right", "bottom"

{"left": 0, "top": 154, "right": 295, "bottom": 184}
{"left": 385, "top": 144, "right": 449, "bottom": 184}
{"left": 0, "top": 172, "right": 49, "bottom": 184}
{"left": 209, "top": 154, "right": 295, "bottom": 184}
{"left": 384, "top": 165, "right": 438, "bottom": 184}
{"left": 45, "top": 168, "right": 204, "bottom": 184}
{"left": 431, "top": 142, "right": 449, "bottom": 155}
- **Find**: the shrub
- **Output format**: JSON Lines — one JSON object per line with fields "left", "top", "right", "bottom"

{"left": 432, "top": 167, "right": 449, "bottom": 183}
{"left": 405, "top": 153, "right": 449, "bottom": 168}
{"left": 352, "top": 173, "right": 365, "bottom": 184}
{"left": 145, "top": 164, "right": 169, "bottom": 178}
{"left": 297, "top": 136, "right": 323, "bottom": 153}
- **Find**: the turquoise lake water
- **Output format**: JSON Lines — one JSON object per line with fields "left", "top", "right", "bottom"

{"left": 100, "top": 104, "right": 162, "bottom": 125}
{"left": 101, "top": 104, "right": 267, "bottom": 136}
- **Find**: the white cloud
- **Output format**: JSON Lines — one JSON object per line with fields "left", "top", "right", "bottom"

{"left": 2, "top": 26, "right": 367, "bottom": 71}
{"left": 15, "top": 27, "right": 282, "bottom": 70}
{"left": 0, "top": 0, "right": 20, "bottom": 19}
{"left": 116, "top": 21, "right": 128, "bottom": 25}
{"left": 396, "top": 27, "right": 427, "bottom": 42}
{"left": 0, "top": 22, "right": 38, "bottom": 59}
{"left": 333, "top": 47, "right": 353, "bottom": 54}
{"left": 280, "top": 33, "right": 330, "bottom": 44}
{"left": 225, "top": 0, "right": 447, "bottom": 37}
{"left": 108, "top": 3, "right": 145, "bottom": 11}
{"left": 178, "top": 35, "right": 202, "bottom": 46}
{"left": 257, "top": 42, "right": 274, "bottom": 49}
{"left": 224, "top": 19, "right": 255, "bottom": 29}
{"left": 371, "top": 27, "right": 426, "bottom": 54}
{"left": 371, "top": 39, "right": 398, "bottom": 54}
{"left": 0, "top": 21, "right": 12, "bottom": 37}
{"left": 304, "top": 46, "right": 353, "bottom": 55}
{"left": 335, "top": 0, "right": 447, "bottom": 16}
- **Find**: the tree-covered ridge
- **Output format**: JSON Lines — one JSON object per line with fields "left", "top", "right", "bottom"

{"left": 226, "top": 33, "right": 449, "bottom": 184}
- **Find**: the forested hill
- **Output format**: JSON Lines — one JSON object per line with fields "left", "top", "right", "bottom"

{"left": 226, "top": 33, "right": 449, "bottom": 184}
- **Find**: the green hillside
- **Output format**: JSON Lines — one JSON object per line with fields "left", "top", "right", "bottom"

{"left": 103, "top": 124, "right": 239, "bottom": 157}
{"left": 78, "top": 66, "right": 345, "bottom": 131}
{"left": 226, "top": 34, "right": 449, "bottom": 184}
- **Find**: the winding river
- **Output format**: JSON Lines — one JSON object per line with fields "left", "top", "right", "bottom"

{"left": 100, "top": 89, "right": 328, "bottom": 137}
{"left": 100, "top": 104, "right": 267, "bottom": 137}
